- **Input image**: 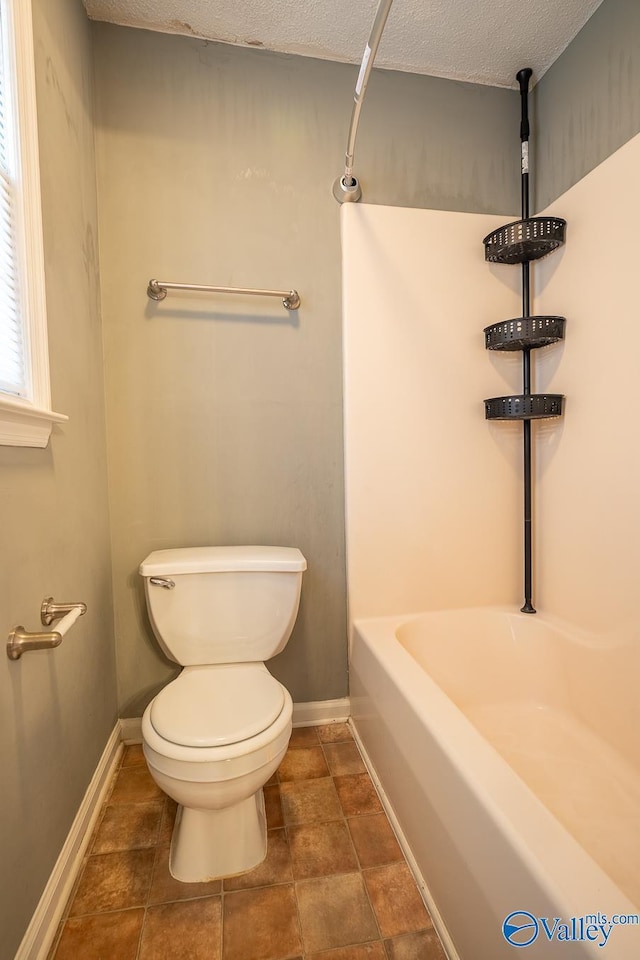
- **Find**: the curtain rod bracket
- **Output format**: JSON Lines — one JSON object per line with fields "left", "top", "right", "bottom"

{"left": 333, "top": 175, "right": 362, "bottom": 204}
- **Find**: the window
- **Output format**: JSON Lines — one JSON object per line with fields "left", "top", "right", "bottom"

{"left": 0, "top": 0, "right": 66, "bottom": 446}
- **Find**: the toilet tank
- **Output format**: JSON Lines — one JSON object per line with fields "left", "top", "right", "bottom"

{"left": 139, "top": 546, "right": 306, "bottom": 666}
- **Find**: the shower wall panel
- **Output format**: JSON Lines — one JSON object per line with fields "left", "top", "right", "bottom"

{"left": 534, "top": 131, "right": 640, "bottom": 768}
{"left": 342, "top": 203, "right": 521, "bottom": 622}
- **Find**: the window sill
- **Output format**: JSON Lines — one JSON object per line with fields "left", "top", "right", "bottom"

{"left": 0, "top": 394, "right": 68, "bottom": 447}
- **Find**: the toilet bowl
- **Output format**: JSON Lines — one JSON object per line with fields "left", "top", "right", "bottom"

{"left": 139, "top": 546, "right": 306, "bottom": 882}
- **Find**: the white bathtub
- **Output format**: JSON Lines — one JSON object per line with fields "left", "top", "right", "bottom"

{"left": 349, "top": 608, "right": 640, "bottom": 960}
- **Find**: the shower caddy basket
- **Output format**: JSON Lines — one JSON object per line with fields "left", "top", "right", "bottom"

{"left": 483, "top": 68, "right": 566, "bottom": 614}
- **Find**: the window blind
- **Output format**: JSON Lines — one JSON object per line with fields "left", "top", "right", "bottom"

{"left": 0, "top": 3, "right": 27, "bottom": 399}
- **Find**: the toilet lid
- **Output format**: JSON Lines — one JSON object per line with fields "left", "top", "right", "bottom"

{"left": 149, "top": 665, "right": 286, "bottom": 748}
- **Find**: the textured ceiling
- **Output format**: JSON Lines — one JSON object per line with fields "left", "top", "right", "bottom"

{"left": 82, "top": 0, "right": 605, "bottom": 89}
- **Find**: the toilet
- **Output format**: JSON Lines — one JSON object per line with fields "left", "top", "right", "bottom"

{"left": 139, "top": 545, "right": 306, "bottom": 882}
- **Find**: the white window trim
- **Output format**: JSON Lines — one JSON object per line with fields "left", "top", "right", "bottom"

{"left": 0, "top": 0, "right": 67, "bottom": 447}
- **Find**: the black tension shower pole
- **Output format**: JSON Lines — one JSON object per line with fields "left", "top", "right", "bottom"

{"left": 482, "top": 72, "right": 565, "bottom": 614}
{"left": 518, "top": 67, "right": 535, "bottom": 614}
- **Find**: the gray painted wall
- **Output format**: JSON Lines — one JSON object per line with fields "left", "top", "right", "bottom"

{"left": 0, "top": 1, "right": 116, "bottom": 956}
{"left": 534, "top": 0, "right": 640, "bottom": 209}
{"left": 91, "top": 24, "right": 519, "bottom": 717}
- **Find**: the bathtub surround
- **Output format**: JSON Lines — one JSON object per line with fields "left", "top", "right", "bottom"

{"left": 342, "top": 204, "right": 522, "bottom": 620}
{"left": 534, "top": 130, "right": 640, "bottom": 678}
{"left": 342, "top": 136, "right": 640, "bottom": 638}
{"left": 0, "top": 0, "right": 117, "bottom": 957}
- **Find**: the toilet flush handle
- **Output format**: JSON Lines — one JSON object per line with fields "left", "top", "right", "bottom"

{"left": 149, "top": 577, "right": 175, "bottom": 589}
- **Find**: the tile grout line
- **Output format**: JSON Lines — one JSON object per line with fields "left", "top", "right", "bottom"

{"left": 289, "top": 731, "right": 388, "bottom": 957}
{"left": 290, "top": 846, "right": 306, "bottom": 960}
{"left": 284, "top": 736, "right": 356, "bottom": 954}
{"left": 323, "top": 736, "right": 387, "bottom": 953}
{"left": 266, "top": 764, "right": 307, "bottom": 960}
{"left": 321, "top": 729, "right": 436, "bottom": 956}
{"left": 345, "top": 722, "right": 445, "bottom": 956}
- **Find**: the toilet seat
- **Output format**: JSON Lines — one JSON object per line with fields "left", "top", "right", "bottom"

{"left": 142, "top": 673, "right": 293, "bottom": 772}
{"left": 149, "top": 663, "right": 285, "bottom": 748}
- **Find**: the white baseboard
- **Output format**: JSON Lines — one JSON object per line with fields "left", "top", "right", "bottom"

{"left": 120, "top": 698, "right": 351, "bottom": 745}
{"left": 349, "top": 720, "right": 459, "bottom": 960}
{"left": 292, "top": 697, "right": 350, "bottom": 726}
{"left": 15, "top": 723, "right": 122, "bottom": 960}
{"left": 120, "top": 716, "right": 142, "bottom": 744}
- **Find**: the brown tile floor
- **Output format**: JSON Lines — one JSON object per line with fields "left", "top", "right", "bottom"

{"left": 48, "top": 723, "right": 446, "bottom": 960}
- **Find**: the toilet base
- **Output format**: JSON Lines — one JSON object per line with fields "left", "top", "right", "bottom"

{"left": 169, "top": 788, "right": 267, "bottom": 882}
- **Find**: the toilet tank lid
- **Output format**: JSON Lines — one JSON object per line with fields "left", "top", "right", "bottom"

{"left": 139, "top": 545, "right": 307, "bottom": 576}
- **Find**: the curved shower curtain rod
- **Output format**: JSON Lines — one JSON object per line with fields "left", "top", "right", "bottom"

{"left": 333, "top": 0, "right": 395, "bottom": 204}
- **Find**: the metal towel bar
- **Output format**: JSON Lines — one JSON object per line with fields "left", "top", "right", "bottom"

{"left": 147, "top": 279, "right": 301, "bottom": 311}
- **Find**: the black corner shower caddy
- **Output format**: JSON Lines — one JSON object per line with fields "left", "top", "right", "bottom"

{"left": 483, "top": 68, "right": 566, "bottom": 615}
